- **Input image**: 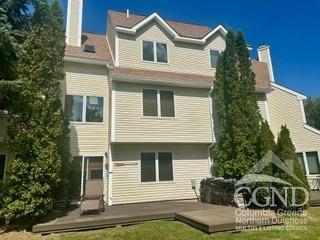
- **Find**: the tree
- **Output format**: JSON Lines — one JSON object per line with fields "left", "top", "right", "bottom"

{"left": 305, "top": 97, "right": 320, "bottom": 130}
{"left": 1, "top": 0, "right": 71, "bottom": 225}
{"left": 274, "top": 125, "right": 309, "bottom": 209}
{"left": 0, "top": 0, "right": 34, "bottom": 80}
{"left": 212, "top": 30, "right": 262, "bottom": 180}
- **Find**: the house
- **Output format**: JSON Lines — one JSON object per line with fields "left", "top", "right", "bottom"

{"left": 0, "top": 0, "right": 319, "bottom": 206}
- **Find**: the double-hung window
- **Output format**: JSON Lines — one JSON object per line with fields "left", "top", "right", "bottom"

{"left": 210, "top": 50, "right": 220, "bottom": 68}
{"left": 143, "top": 89, "right": 175, "bottom": 117}
{"left": 65, "top": 95, "right": 104, "bottom": 123}
{"left": 143, "top": 41, "right": 168, "bottom": 63}
{"left": 141, "top": 152, "right": 173, "bottom": 182}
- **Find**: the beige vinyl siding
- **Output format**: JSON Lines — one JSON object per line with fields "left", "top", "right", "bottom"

{"left": 257, "top": 93, "right": 268, "bottom": 121}
{"left": 118, "top": 21, "right": 225, "bottom": 75}
{"left": 67, "top": 0, "right": 81, "bottom": 46}
{"left": 267, "top": 86, "right": 320, "bottom": 152}
{"left": 63, "top": 62, "right": 109, "bottom": 155}
{"left": 112, "top": 143, "right": 209, "bottom": 204}
{"left": 107, "top": 16, "right": 115, "bottom": 60}
{"left": 114, "top": 81, "right": 212, "bottom": 143}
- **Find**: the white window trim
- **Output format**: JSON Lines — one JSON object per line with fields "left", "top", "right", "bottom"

{"left": 209, "top": 49, "right": 221, "bottom": 69}
{"left": 141, "top": 89, "right": 176, "bottom": 119}
{"left": 139, "top": 152, "right": 175, "bottom": 184}
{"left": 0, "top": 153, "right": 7, "bottom": 182}
{"left": 141, "top": 40, "right": 169, "bottom": 64}
{"left": 67, "top": 94, "right": 105, "bottom": 125}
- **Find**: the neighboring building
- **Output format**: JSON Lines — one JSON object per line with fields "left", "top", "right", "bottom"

{"left": 0, "top": 0, "right": 319, "bottom": 206}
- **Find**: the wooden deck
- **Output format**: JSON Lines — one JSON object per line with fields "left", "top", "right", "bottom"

{"left": 32, "top": 200, "right": 282, "bottom": 234}
{"left": 311, "top": 191, "right": 320, "bottom": 206}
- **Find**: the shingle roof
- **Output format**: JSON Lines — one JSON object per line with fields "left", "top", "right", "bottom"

{"left": 65, "top": 33, "right": 113, "bottom": 62}
{"left": 108, "top": 10, "right": 212, "bottom": 39}
{"left": 112, "top": 63, "right": 271, "bottom": 90}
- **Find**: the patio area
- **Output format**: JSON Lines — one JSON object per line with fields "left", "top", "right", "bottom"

{"left": 32, "top": 200, "right": 282, "bottom": 234}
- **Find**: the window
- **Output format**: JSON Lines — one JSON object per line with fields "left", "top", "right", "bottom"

{"left": 160, "top": 90, "right": 175, "bottom": 117}
{"left": 158, "top": 152, "right": 173, "bottom": 181}
{"left": 84, "top": 156, "right": 104, "bottom": 180}
{"left": 296, "top": 153, "right": 306, "bottom": 174}
{"left": 142, "top": 89, "right": 175, "bottom": 117}
{"left": 156, "top": 43, "right": 168, "bottom": 63}
{"left": 306, "top": 152, "right": 320, "bottom": 175}
{"left": 141, "top": 153, "right": 156, "bottom": 182}
{"left": 65, "top": 95, "right": 104, "bottom": 123}
{"left": 140, "top": 152, "right": 173, "bottom": 182}
{"left": 210, "top": 50, "right": 219, "bottom": 68}
{"left": 143, "top": 90, "right": 158, "bottom": 116}
{"left": 142, "top": 41, "right": 168, "bottom": 63}
{"left": 65, "top": 95, "right": 83, "bottom": 122}
{"left": 0, "top": 154, "right": 6, "bottom": 181}
{"left": 86, "top": 96, "right": 103, "bottom": 122}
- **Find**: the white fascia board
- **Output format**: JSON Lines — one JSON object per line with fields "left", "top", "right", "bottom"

{"left": 64, "top": 56, "right": 109, "bottom": 66}
{"left": 114, "top": 13, "right": 227, "bottom": 45}
{"left": 304, "top": 124, "right": 320, "bottom": 135}
{"left": 112, "top": 75, "right": 211, "bottom": 89}
{"left": 271, "top": 82, "right": 307, "bottom": 100}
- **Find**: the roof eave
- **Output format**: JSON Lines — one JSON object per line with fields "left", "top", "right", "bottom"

{"left": 64, "top": 56, "right": 109, "bottom": 66}
{"left": 112, "top": 74, "right": 212, "bottom": 89}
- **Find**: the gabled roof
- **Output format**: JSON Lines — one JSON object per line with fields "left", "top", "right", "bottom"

{"left": 108, "top": 10, "right": 227, "bottom": 44}
{"left": 65, "top": 33, "right": 113, "bottom": 63}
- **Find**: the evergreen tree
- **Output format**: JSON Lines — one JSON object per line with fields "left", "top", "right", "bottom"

{"left": 274, "top": 125, "right": 309, "bottom": 209}
{"left": 1, "top": 0, "right": 71, "bottom": 225}
{"left": 305, "top": 97, "right": 320, "bottom": 130}
{"left": 257, "top": 120, "right": 276, "bottom": 159}
{"left": 212, "top": 30, "right": 262, "bottom": 179}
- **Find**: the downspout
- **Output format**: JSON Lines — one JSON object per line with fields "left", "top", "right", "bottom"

{"left": 208, "top": 86, "right": 215, "bottom": 177}
{"left": 107, "top": 65, "right": 114, "bottom": 206}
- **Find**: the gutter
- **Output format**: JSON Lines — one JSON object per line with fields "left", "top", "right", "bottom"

{"left": 64, "top": 56, "right": 109, "bottom": 66}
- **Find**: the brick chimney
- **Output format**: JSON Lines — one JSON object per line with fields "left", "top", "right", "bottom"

{"left": 66, "top": 0, "right": 83, "bottom": 46}
{"left": 258, "top": 44, "right": 275, "bottom": 82}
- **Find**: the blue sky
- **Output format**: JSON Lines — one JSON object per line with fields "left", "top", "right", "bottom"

{"left": 60, "top": 0, "right": 320, "bottom": 97}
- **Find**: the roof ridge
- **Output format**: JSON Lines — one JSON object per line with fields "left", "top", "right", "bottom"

{"left": 108, "top": 9, "right": 212, "bottom": 30}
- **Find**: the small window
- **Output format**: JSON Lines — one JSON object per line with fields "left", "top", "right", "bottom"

{"left": 296, "top": 153, "right": 306, "bottom": 174}
{"left": 84, "top": 45, "right": 95, "bottom": 53}
{"left": 143, "top": 41, "right": 154, "bottom": 62}
{"left": 141, "top": 153, "right": 156, "bottom": 182}
{"left": 65, "top": 95, "right": 83, "bottom": 122}
{"left": 158, "top": 152, "right": 173, "bottom": 181}
{"left": 210, "top": 50, "right": 219, "bottom": 68}
{"left": 306, "top": 152, "right": 320, "bottom": 175}
{"left": 0, "top": 154, "right": 6, "bottom": 181}
{"left": 143, "top": 89, "right": 158, "bottom": 116}
{"left": 160, "top": 90, "right": 175, "bottom": 117}
{"left": 156, "top": 43, "right": 168, "bottom": 63}
{"left": 86, "top": 96, "right": 103, "bottom": 122}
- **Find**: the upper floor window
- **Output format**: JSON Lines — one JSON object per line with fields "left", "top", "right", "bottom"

{"left": 65, "top": 95, "right": 104, "bottom": 123}
{"left": 142, "top": 41, "right": 168, "bottom": 63}
{"left": 210, "top": 50, "right": 219, "bottom": 68}
{"left": 143, "top": 89, "right": 175, "bottom": 117}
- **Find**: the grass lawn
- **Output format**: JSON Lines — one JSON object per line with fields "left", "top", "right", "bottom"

{"left": 1, "top": 207, "right": 320, "bottom": 240}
